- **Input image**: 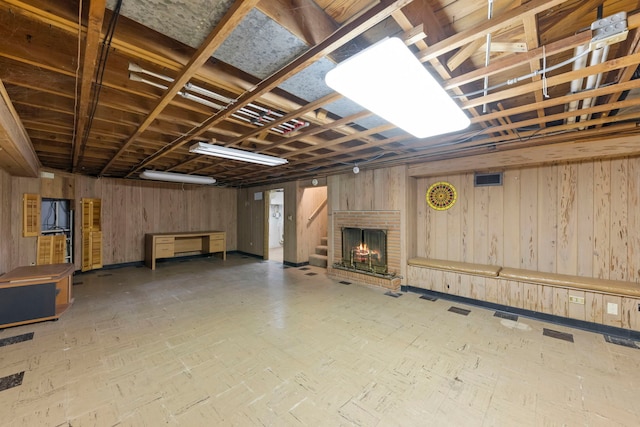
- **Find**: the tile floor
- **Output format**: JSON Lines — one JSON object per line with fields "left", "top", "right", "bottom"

{"left": 0, "top": 254, "right": 639, "bottom": 426}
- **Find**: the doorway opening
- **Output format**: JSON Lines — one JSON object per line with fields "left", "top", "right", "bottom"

{"left": 266, "top": 188, "right": 284, "bottom": 263}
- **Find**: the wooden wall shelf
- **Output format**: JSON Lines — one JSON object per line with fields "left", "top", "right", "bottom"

{"left": 145, "top": 231, "right": 226, "bottom": 270}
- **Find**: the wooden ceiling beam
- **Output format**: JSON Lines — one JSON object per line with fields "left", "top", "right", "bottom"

{"left": 476, "top": 77, "right": 640, "bottom": 125}
{"left": 462, "top": 51, "right": 640, "bottom": 109}
{"left": 124, "top": 0, "right": 417, "bottom": 177}
{"left": 522, "top": 13, "right": 546, "bottom": 127}
{"left": 72, "top": 0, "right": 106, "bottom": 170}
{"left": 408, "top": 132, "right": 640, "bottom": 178}
{"left": 100, "top": 0, "right": 261, "bottom": 176}
{"left": 444, "top": 31, "right": 592, "bottom": 90}
{"left": 446, "top": 0, "right": 522, "bottom": 72}
{"left": 0, "top": 79, "right": 40, "bottom": 177}
{"left": 418, "top": 0, "right": 568, "bottom": 63}
{"left": 257, "top": 0, "right": 338, "bottom": 45}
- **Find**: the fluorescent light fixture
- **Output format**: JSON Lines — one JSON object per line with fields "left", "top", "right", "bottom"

{"left": 189, "top": 142, "right": 288, "bottom": 166}
{"left": 140, "top": 170, "right": 216, "bottom": 185}
{"left": 325, "top": 37, "right": 470, "bottom": 138}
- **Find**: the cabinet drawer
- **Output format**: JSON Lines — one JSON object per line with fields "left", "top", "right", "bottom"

{"left": 156, "top": 243, "right": 174, "bottom": 258}
{"left": 155, "top": 237, "right": 174, "bottom": 244}
{"left": 209, "top": 239, "right": 225, "bottom": 252}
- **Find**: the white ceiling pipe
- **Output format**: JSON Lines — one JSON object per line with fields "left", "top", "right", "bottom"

{"left": 179, "top": 92, "right": 224, "bottom": 110}
{"left": 578, "top": 45, "right": 609, "bottom": 129}
{"left": 129, "top": 73, "right": 169, "bottom": 90}
{"left": 566, "top": 44, "right": 589, "bottom": 125}
{"left": 128, "top": 62, "right": 173, "bottom": 82}
{"left": 184, "top": 82, "right": 233, "bottom": 104}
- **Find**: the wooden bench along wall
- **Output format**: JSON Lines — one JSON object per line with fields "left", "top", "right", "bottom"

{"left": 407, "top": 258, "right": 640, "bottom": 332}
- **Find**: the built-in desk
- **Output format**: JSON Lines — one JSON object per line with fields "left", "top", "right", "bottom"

{"left": 145, "top": 231, "right": 226, "bottom": 270}
{"left": 0, "top": 263, "right": 74, "bottom": 328}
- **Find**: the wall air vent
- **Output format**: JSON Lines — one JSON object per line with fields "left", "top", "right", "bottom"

{"left": 474, "top": 172, "right": 503, "bottom": 187}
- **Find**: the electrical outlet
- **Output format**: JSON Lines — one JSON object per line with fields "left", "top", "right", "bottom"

{"left": 637, "top": 303, "right": 640, "bottom": 312}
{"left": 607, "top": 302, "right": 619, "bottom": 315}
{"left": 569, "top": 296, "right": 585, "bottom": 304}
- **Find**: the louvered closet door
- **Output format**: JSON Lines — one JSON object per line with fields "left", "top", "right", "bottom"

{"left": 81, "top": 198, "right": 103, "bottom": 271}
{"left": 36, "top": 236, "right": 53, "bottom": 265}
{"left": 37, "top": 235, "right": 66, "bottom": 265}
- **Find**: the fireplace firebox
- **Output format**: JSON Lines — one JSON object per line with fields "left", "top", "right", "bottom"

{"left": 341, "top": 227, "right": 387, "bottom": 274}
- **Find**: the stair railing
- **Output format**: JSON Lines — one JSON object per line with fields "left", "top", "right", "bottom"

{"left": 308, "top": 198, "right": 327, "bottom": 223}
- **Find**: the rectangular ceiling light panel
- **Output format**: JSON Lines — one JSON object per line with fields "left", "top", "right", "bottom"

{"left": 325, "top": 37, "right": 470, "bottom": 139}
{"left": 189, "top": 142, "right": 288, "bottom": 166}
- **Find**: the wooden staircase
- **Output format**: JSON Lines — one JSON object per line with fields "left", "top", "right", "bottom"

{"left": 309, "top": 237, "right": 328, "bottom": 268}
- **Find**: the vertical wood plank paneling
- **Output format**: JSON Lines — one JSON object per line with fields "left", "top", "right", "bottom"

{"left": 621, "top": 297, "right": 640, "bottom": 330}
{"left": 110, "top": 181, "right": 125, "bottom": 265}
{"left": 97, "top": 179, "right": 114, "bottom": 265}
{"left": 11, "top": 177, "right": 40, "bottom": 268}
{"left": 446, "top": 175, "right": 461, "bottom": 260}
{"left": 577, "top": 162, "right": 594, "bottom": 277}
{"left": 127, "top": 183, "right": 144, "bottom": 262}
{"left": 609, "top": 158, "right": 628, "bottom": 281}
{"left": 434, "top": 180, "right": 449, "bottom": 260}
{"left": 552, "top": 288, "right": 569, "bottom": 317}
{"left": 484, "top": 277, "right": 498, "bottom": 303}
{"left": 602, "top": 295, "right": 622, "bottom": 327}
{"left": 460, "top": 173, "right": 474, "bottom": 263}
{"left": 508, "top": 280, "right": 523, "bottom": 308}
{"left": 373, "top": 168, "right": 387, "bottom": 210}
{"left": 567, "top": 290, "right": 586, "bottom": 320}
{"left": 487, "top": 183, "right": 504, "bottom": 266}
{"left": 0, "top": 169, "right": 10, "bottom": 273}
{"left": 540, "top": 286, "right": 554, "bottom": 314}
{"left": 431, "top": 269, "right": 444, "bottom": 293}
{"left": 523, "top": 283, "right": 539, "bottom": 311}
{"left": 593, "top": 159, "right": 611, "bottom": 279}
{"left": 519, "top": 167, "right": 537, "bottom": 269}
{"left": 628, "top": 158, "right": 640, "bottom": 283}
{"left": 458, "top": 274, "right": 471, "bottom": 298}
{"left": 585, "top": 292, "right": 603, "bottom": 324}
{"left": 537, "top": 165, "right": 557, "bottom": 273}
{"left": 502, "top": 170, "right": 520, "bottom": 268}
{"left": 473, "top": 186, "right": 488, "bottom": 264}
{"left": 557, "top": 163, "right": 577, "bottom": 275}
{"left": 497, "top": 280, "right": 510, "bottom": 306}
{"left": 415, "top": 178, "right": 428, "bottom": 258}
{"left": 469, "top": 275, "right": 485, "bottom": 300}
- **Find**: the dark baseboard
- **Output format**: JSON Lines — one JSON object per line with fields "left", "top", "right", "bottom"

{"left": 283, "top": 261, "right": 309, "bottom": 268}
{"left": 401, "top": 285, "right": 640, "bottom": 341}
{"left": 75, "top": 252, "right": 230, "bottom": 275}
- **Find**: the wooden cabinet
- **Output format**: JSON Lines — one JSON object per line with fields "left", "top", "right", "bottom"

{"left": 0, "top": 263, "right": 74, "bottom": 328}
{"left": 145, "top": 231, "right": 226, "bottom": 270}
{"left": 23, "top": 193, "right": 41, "bottom": 237}
{"left": 81, "top": 198, "right": 102, "bottom": 272}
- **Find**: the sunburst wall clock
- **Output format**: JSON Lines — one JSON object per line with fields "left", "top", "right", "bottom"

{"left": 426, "top": 181, "right": 457, "bottom": 211}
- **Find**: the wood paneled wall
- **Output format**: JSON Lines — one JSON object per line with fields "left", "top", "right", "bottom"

{"left": 2, "top": 172, "right": 237, "bottom": 272}
{"left": 0, "top": 168, "right": 11, "bottom": 274}
{"left": 237, "top": 182, "right": 298, "bottom": 262}
{"left": 75, "top": 177, "right": 237, "bottom": 268}
{"left": 297, "top": 186, "right": 327, "bottom": 262}
{"left": 415, "top": 158, "right": 640, "bottom": 283}
{"left": 236, "top": 181, "right": 329, "bottom": 264}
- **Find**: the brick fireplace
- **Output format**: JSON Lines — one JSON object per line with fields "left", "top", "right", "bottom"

{"left": 328, "top": 210, "right": 401, "bottom": 291}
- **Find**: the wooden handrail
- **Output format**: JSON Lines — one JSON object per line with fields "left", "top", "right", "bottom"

{"left": 308, "top": 199, "right": 327, "bottom": 222}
